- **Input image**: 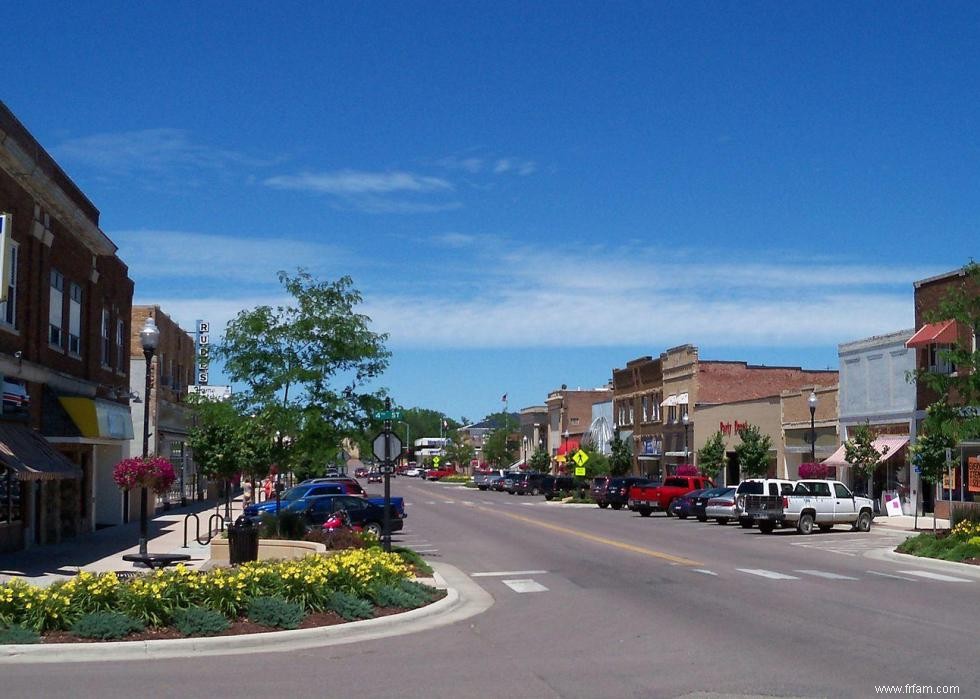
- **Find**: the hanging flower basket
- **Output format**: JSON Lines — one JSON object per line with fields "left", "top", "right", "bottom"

{"left": 676, "top": 464, "right": 699, "bottom": 477}
{"left": 112, "top": 457, "right": 177, "bottom": 493}
{"left": 798, "top": 462, "right": 831, "bottom": 479}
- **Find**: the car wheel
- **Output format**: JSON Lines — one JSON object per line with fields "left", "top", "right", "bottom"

{"left": 716, "top": 517, "right": 729, "bottom": 525}
{"left": 665, "top": 500, "right": 674, "bottom": 517}
{"left": 818, "top": 524, "right": 833, "bottom": 533}
{"left": 611, "top": 503, "right": 622, "bottom": 510}
{"left": 531, "top": 487, "right": 540, "bottom": 496}
{"left": 545, "top": 494, "right": 553, "bottom": 501}
{"left": 739, "top": 518, "right": 754, "bottom": 529}
{"left": 364, "top": 522, "right": 382, "bottom": 537}
{"left": 697, "top": 514, "right": 708, "bottom": 522}
{"left": 797, "top": 512, "right": 815, "bottom": 535}
{"left": 856, "top": 511, "right": 872, "bottom": 532}
{"left": 758, "top": 520, "right": 775, "bottom": 534}
{"left": 598, "top": 502, "right": 608, "bottom": 509}
{"left": 639, "top": 507, "right": 652, "bottom": 517}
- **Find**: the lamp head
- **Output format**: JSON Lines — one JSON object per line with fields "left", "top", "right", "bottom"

{"left": 808, "top": 390, "right": 818, "bottom": 410}
{"left": 140, "top": 316, "right": 161, "bottom": 352}
{"left": 682, "top": 413, "right": 689, "bottom": 426}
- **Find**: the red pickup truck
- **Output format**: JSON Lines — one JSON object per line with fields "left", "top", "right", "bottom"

{"left": 628, "top": 475, "right": 714, "bottom": 517}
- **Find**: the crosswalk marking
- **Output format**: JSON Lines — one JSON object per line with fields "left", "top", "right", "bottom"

{"left": 866, "top": 571, "right": 917, "bottom": 582}
{"left": 736, "top": 568, "right": 800, "bottom": 580}
{"left": 898, "top": 570, "right": 974, "bottom": 583}
{"left": 693, "top": 569, "right": 718, "bottom": 576}
{"left": 472, "top": 570, "right": 548, "bottom": 577}
{"left": 502, "top": 579, "right": 549, "bottom": 593}
{"left": 794, "top": 569, "right": 860, "bottom": 580}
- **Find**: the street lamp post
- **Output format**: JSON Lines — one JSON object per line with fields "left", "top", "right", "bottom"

{"left": 562, "top": 429, "right": 570, "bottom": 474}
{"left": 808, "top": 390, "right": 818, "bottom": 463}
{"left": 138, "top": 316, "right": 160, "bottom": 557}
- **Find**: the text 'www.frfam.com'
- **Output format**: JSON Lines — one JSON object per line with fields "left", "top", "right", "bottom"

{"left": 874, "top": 685, "right": 960, "bottom": 695}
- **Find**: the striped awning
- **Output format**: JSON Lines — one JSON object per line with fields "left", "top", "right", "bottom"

{"left": 0, "top": 423, "right": 82, "bottom": 481}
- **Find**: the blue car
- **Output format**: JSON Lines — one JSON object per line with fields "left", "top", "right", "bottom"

{"left": 243, "top": 482, "right": 346, "bottom": 522}
{"left": 669, "top": 488, "right": 710, "bottom": 519}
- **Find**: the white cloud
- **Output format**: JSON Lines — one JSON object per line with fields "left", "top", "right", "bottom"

{"left": 111, "top": 229, "right": 348, "bottom": 284}
{"left": 493, "top": 158, "right": 536, "bottom": 175}
{"left": 264, "top": 170, "right": 452, "bottom": 195}
{"left": 434, "top": 156, "right": 485, "bottom": 173}
{"left": 55, "top": 129, "right": 268, "bottom": 180}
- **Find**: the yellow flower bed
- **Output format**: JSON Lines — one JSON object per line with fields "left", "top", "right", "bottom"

{"left": 0, "top": 548, "right": 413, "bottom": 633}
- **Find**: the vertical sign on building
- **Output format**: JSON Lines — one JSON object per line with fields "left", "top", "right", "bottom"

{"left": 0, "top": 213, "right": 11, "bottom": 302}
{"left": 196, "top": 320, "right": 210, "bottom": 385}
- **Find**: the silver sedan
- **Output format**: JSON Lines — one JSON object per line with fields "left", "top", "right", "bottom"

{"left": 704, "top": 487, "right": 737, "bottom": 525}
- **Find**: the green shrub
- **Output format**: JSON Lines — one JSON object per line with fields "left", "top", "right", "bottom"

{"left": 397, "top": 579, "right": 439, "bottom": 603}
{"left": 327, "top": 590, "right": 375, "bottom": 620}
{"left": 0, "top": 624, "right": 41, "bottom": 644}
{"left": 258, "top": 510, "right": 309, "bottom": 540}
{"left": 247, "top": 596, "right": 305, "bottom": 629}
{"left": 368, "top": 584, "right": 423, "bottom": 608}
{"left": 71, "top": 611, "right": 144, "bottom": 640}
{"left": 173, "top": 606, "right": 230, "bottom": 637}
{"left": 304, "top": 528, "right": 368, "bottom": 550}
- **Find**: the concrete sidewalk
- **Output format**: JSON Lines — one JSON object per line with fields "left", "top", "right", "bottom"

{"left": 874, "top": 513, "right": 950, "bottom": 532}
{"left": 0, "top": 497, "right": 247, "bottom": 586}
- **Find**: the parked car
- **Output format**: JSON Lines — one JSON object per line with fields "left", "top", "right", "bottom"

{"left": 668, "top": 488, "right": 709, "bottom": 519}
{"left": 301, "top": 477, "right": 368, "bottom": 498}
{"left": 540, "top": 475, "right": 588, "bottom": 500}
{"left": 512, "top": 472, "right": 549, "bottom": 495}
{"left": 367, "top": 471, "right": 382, "bottom": 483}
{"left": 304, "top": 494, "right": 405, "bottom": 537}
{"left": 474, "top": 469, "right": 507, "bottom": 490}
{"left": 689, "top": 487, "right": 734, "bottom": 522}
{"left": 590, "top": 476, "right": 612, "bottom": 505}
{"left": 354, "top": 467, "right": 369, "bottom": 478}
{"left": 704, "top": 487, "right": 738, "bottom": 524}
{"left": 733, "top": 478, "right": 796, "bottom": 528}
{"left": 745, "top": 479, "right": 875, "bottom": 534}
{"left": 242, "top": 482, "right": 347, "bottom": 521}
{"left": 599, "top": 477, "right": 655, "bottom": 510}
{"left": 628, "top": 476, "right": 715, "bottom": 516}
{"left": 499, "top": 474, "right": 520, "bottom": 493}
{"left": 404, "top": 466, "right": 421, "bottom": 477}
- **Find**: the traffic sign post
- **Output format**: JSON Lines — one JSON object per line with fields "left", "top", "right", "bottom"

{"left": 372, "top": 398, "right": 403, "bottom": 552}
{"left": 374, "top": 409, "right": 403, "bottom": 421}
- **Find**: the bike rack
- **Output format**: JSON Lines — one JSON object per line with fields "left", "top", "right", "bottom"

{"left": 182, "top": 512, "right": 226, "bottom": 547}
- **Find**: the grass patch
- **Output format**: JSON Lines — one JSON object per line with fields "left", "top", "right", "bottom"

{"left": 897, "top": 532, "right": 980, "bottom": 562}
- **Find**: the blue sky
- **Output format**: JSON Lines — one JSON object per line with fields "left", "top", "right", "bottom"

{"left": 5, "top": 2, "right": 978, "bottom": 422}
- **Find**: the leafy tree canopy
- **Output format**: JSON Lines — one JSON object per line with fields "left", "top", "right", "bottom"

{"left": 443, "top": 431, "right": 475, "bottom": 469}
{"left": 529, "top": 448, "right": 551, "bottom": 472}
{"left": 697, "top": 431, "right": 727, "bottom": 479}
{"left": 608, "top": 436, "right": 633, "bottom": 476}
{"left": 843, "top": 422, "right": 888, "bottom": 495}
{"left": 734, "top": 424, "right": 773, "bottom": 478}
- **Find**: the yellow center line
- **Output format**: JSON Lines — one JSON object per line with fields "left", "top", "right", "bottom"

{"left": 474, "top": 505, "right": 703, "bottom": 567}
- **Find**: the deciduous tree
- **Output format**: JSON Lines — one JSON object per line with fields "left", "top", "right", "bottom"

{"left": 734, "top": 424, "right": 773, "bottom": 478}
{"left": 697, "top": 431, "right": 727, "bottom": 479}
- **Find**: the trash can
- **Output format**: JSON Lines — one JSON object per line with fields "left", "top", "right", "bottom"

{"left": 228, "top": 517, "right": 259, "bottom": 565}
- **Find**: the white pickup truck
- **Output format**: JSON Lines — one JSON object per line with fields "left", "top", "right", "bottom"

{"left": 743, "top": 479, "right": 875, "bottom": 535}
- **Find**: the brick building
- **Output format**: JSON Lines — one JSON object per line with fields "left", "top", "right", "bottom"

{"left": 129, "top": 306, "right": 198, "bottom": 506}
{"left": 614, "top": 345, "right": 838, "bottom": 481}
{"left": 907, "top": 266, "right": 980, "bottom": 518}
{"left": 546, "top": 385, "right": 613, "bottom": 471}
{"left": 0, "top": 101, "right": 134, "bottom": 551}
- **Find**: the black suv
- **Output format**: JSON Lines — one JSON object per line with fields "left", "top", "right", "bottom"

{"left": 540, "top": 475, "right": 588, "bottom": 500}
{"left": 511, "top": 472, "right": 548, "bottom": 495}
{"left": 598, "top": 477, "right": 654, "bottom": 510}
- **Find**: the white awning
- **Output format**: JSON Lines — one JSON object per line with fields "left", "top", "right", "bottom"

{"left": 677, "top": 392, "right": 689, "bottom": 405}
{"left": 660, "top": 394, "right": 677, "bottom": 407}
{"left": 822, "top": 435, "right": 910, "bottom": 467}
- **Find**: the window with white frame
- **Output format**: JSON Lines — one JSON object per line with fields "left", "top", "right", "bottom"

{"left": 0, "top": 242, "right": 18, "bottom": 327}
{"left": 668, "top": 405, "right": 677, "bottom": 424}
{"left": 68, "top": 282, "right": 82, "bottom": 355}
{"left": 116, "top": 318, "right": 125, "bottom": 371}
{"left": 929, "top": 343, "right": 955, "bottom": 375}
{"left": 101, "top": 308, "right": 111, "bottom": 366}
{"left": 641, "top": 396, "right": 649, "bottom": 422}
{"left": 49, "top": 269, "right": 64, "bottom": 347}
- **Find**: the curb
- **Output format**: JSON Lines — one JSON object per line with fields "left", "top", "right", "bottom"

{"left": 865, "top": 547, "right": 980, "bottom": 579}
{"left": 0, "top": 562, "right": 492, "bottom": 664}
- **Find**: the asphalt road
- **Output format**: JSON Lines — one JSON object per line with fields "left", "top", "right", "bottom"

{"left": 6, "top": 479, "right": 979, "bottom": 699}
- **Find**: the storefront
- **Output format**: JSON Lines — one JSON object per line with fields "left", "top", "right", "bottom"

{"left": 822, "top": 434, "right": 911, "bottom": 515}
{"left": 933, "top": 442, "right": 980, "bottom": 520}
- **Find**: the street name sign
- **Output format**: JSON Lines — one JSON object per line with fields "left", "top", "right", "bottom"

{"left": 375, "top": 409, "right": 403, "bottom": 421}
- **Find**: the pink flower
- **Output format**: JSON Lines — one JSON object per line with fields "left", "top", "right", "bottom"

{"left": 112, "top": 457, "right": 177, "bottom": 492}
{"left": 798, "top": 462, "right": 831, "bottom": 479}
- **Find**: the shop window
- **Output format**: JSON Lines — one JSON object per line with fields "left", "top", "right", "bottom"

{"left": 0, "top": 242, "right": 18, "bottom": 328}
{"left": 116, "top": 318, "right": 126, "bottom": 372}
{"left": 0, "top": 470, "right": 21, "bottom": 524}
{"left": 668, "top": 405, "right": 677, "bottom": 424}
{"left": 49, "top": 269, "right": 64, "bottom": 348}
{"left": 68, "top": 282, "right": 82, "bottom": 355}
{"left": 101, "top": 308, "right": 111, "bottom": 367}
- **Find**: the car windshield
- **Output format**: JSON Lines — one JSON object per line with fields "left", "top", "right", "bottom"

{"left": 664, "top": 477, "right": 690, "bottom": 487}
{"left": 280, "top": 486, "right": 308, "bottom": 500}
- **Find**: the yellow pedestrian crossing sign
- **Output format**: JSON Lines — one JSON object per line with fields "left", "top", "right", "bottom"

{"left": 572, "top": 450, "right": 588, "bottom": 468}
{"left": 433, "top": 456, "right": 441, "bottom": 466}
